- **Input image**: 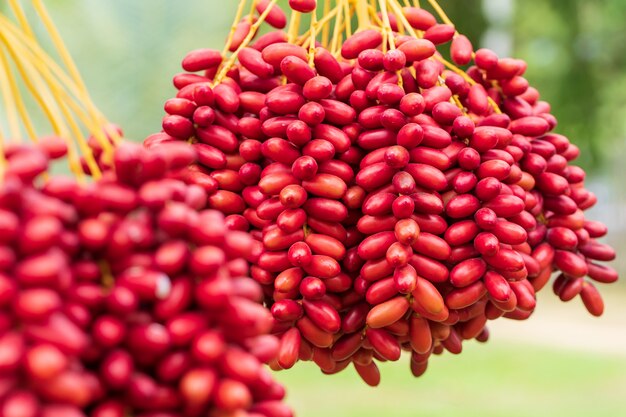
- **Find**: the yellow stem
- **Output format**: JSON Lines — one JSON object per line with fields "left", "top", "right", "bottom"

{"left": 31, "top": 55, "right": 111, "bottom": 172}
{"left": 247, "top": 0, "right": 259, "bottom": 18}
{"left": 426, "top": 0, "right": 454, "bottom": 26}
{"left": 7, "top": 0, "right": 35, "bottom": 38}
{"left": 439, "top": 57, "right": 502, "bottom": 114}
{"left": 17, "top": 68, "right": 85, "bottom": 176}
{"left": 215, "top": 0, "right": 279, "bottom": 83}
{"left": 379, "top": 0, "right": 396, "bottom": 50}
{"left": 33, "top": 0, "right": 118, "bottom": 142}
{"left": 487, "top": 98, "right": 502, "bottom": 114}
{"left": 0, "top": 45, "right": 24, "bottom": 140}
{"left": 308, "top": 12, "right": 318, "bottom": 67}
{"left": 296, "top": 5, "right": 340, "bottom": 46}
{"left": 0, "top": 15, "right": 117, "bottom": 150}
{"left": 379, "top": 1, "right": 404, "bottom": 86}
{"left": 0, "top": 3, "right": 119, "bottom": 179}
{"left": 8, "top": 61, "right": 39, "bottom": 140}
{"left": 388, "top": 0, "right": 501, "bottom": 113}
{"left": 56, "top": 99, "right": 102, "bottom": 180}
{"left": 408, "top": 65, "right": 419, "bottom": 92}
{"left": 7, "top": 41, "right": 87, "bottom": 179}
{"left": 99, "top": 261, "right": 115, "bottom": 290}
{"left": 287, "top": 11, "right": 301, "bottom": 44}
{"left": 222, "top": 0, "right": 249, "bottom": 55}
{"left": 343, "top": 1, "right": 352, "bottom": 40}
{"left": 331, "top": 28, "right": 348, "bottom": 57}
{"left": 32, "top": 0, "right": 87, "bottom": 94}
{"left": 0, "top": 28, "right": 64, "bottom": 138}
{"left": 397, "top": 12, "right": 405, "bottom": 35}
{"left": 33, "top": 0, "right": 105, "bottom": 130}
{"left": 0, "top": 17, "right": 84, "bottom": 101}
{"left": 387, "top": 0, "right": 423, "bottom": 39}
{"left": 451, "top": 95, "right": 465, "bottom": 112}
{"left": 355, "top": 0, "right": 371, "bottom": 30}
{"left": 0, "top": 26, "right": 101, "bottom": 178}
{"left": 330, "top": 0, "right": 345, "bottom": 56}
{"left": 3, "top": 20, "right": 116, "bottom": 150}
{"left": 322, "top": 0, "right": 332, "bottom": 46}
{"left": 439, "top": 74, "right": 466, "bottom": 112}
{"left": 367, "top": 5, "right": 383, "bottom": 26}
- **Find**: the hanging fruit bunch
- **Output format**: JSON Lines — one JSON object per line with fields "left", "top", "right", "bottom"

{"left": 1, "top": 142, "right": 293, "bottom": 417}
{"left": 0, "top": 2, "right": 291, "bottom": 416}
{"left": 148, "top": 0, "right": 618, "bottom": 386}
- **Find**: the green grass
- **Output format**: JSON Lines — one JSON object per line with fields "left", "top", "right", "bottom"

{"left": 275, "top": 342, "right": 626, "bottom": 417}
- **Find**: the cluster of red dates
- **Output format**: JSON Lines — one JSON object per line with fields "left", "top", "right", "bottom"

{"left": 0, "top": 139, "right": 291, "bottom": 417}
{"left": 147, "top": 0, "right": 618, "bottom": 386}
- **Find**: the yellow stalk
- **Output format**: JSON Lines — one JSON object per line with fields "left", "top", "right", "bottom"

{"left": 0, "top": 29, "right": 65, "bottom": 138}
{"left": 32, "top": 0, "right": 118, "bottom": 143}
{"left": 308, "top": 11, "right": 318, "bottom": 67}
{"left": 330, "top": 0, "right": 345, "bottom": 56}
{"left": 247, "top": 0, "right": 259, "bottom": 18}
{"left": 426, "top": 0, "right": 454, "bottom": 26}
{"left": 8, "top": 46, "right": 87, "bottom": 178}
{"left": 354, "top": 0, "right": 371, "bottom": 30}
{"left": 1, "top": 20, "right": 116, "bottom": 153}
{"left": 343, "top": 1, "right": 352, "bottom": 40}
{"left": 296, "top": 5, "right": 340, "bottom": 46}
{"left": 367, "top": 5, "right": 383, "bottom": 26}
{"left": 0, "top": 45, "right": 24, "bottom": 140}
{"left": 215, "top": 0, "right": 279, "bottom": 83}
{"left": 21, "top": 48, "right": 110, "bottom": 173}
{"left": 388, "top": 0, "right": 501, "bottom": 113}
{"left": 0, "top": 15, "right": 117, "bottom": 148}
{"left": 0, "top": 26, "right": 101, "bottom": 178}
{"left": 287, "top": 11, "right": 301, "bottom": 44}
{"left": 379, "top": 0, "right": 396, "bottom": 50}
{"left": 321, "top": 0, "right": 332, "bottom": 46}
{"left": 7, "top": 0, "right": 35, "bottom": 38}
{"left": 387, "top": 0, "right": 423, "bottom": 39}
{"left": 32, "top": 0, "right": 88, "bottom": 94}
{"left": 221, "top": 0, "right": 249, "bottom": 55}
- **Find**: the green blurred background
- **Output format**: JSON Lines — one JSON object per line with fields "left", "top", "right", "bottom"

{"left": 7, "top": 1, "right": 626, "bottom": 415}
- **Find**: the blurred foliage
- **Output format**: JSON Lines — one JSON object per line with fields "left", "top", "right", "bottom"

{"left": 428, "top": 0, "right": 626, "bottom": 170}
{"left": 512, "top": 0, "right": 626, "bottom": 171}
{"left": 3, "top": 0, "right": 625, "bottom": 171}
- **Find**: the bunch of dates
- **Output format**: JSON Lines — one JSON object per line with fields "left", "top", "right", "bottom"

{"left": 146, "top": 0, "right": 618, "bottom": 385}
{"left": 0, "top": 139, "right": 291, "bottom": 417}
